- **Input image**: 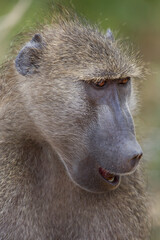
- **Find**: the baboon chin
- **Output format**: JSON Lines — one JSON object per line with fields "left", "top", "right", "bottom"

{"left": 0, "top": 13, "right": 150, "bottom": 240}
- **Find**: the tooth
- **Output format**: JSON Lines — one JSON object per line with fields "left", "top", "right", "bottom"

{"left": 108, "top": 177, "right": 115, "bottom": 182}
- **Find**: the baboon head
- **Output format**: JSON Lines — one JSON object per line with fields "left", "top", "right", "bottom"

{"left": 15, "top": 20, "right": 143, "bottom": 193}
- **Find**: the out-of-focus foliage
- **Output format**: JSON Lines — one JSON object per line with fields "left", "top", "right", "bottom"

{"left": 0, "top": 0, "right": 160, "bottom": 239}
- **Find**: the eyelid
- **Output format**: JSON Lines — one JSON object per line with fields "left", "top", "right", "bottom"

{"left": 92, "top": 79, "right": 107, "bottom": 88}
{"left": 96, "top": 80, "right": 106, "bottom": 87}
{"left": 118, "top": 77, "right": 130, "bottom": 84}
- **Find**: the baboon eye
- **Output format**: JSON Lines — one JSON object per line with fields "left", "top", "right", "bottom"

{"left": 118, "top": 77, "right": 130, "bottom": 85}
{"left": 93, "top": 80, "right": 106, "bottom": 88}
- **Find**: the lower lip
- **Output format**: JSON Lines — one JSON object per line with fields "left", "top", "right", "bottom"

{"left": 99, "top": 167, "right": 120, "bottom": 187}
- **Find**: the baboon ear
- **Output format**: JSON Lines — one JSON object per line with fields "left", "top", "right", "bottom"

{"left": 105, "top": 29, "right": 115, "bottom": 42}
{"left": 15, "top": 34, "right": 45, "bottom": 76}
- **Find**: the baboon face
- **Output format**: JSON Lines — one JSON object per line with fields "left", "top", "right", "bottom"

{"left": 15, "top": 25, "right": 142, "bottom": 193}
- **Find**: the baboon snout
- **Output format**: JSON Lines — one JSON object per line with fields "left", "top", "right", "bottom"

{"left": 94, "top": 132, "right": 143, "bottom": 175}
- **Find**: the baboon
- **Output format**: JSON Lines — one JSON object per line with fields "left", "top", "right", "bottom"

{"left": 0, "top": 14, "right": 150, "bottom": 240}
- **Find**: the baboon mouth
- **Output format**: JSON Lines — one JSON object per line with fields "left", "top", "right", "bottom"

{"left": 99, "top": 167, "right": 120, "bottom": 186}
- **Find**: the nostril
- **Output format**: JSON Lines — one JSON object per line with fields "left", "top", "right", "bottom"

{"left": 137, "top": 153, "right": 143, "bottom": 160}
{"left": 130, "top": 153, "right": 143, "bottom": 168}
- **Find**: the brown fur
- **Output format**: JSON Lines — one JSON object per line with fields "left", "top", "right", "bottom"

{"left": 0, "top": 16, "right": 150, "bottom": 239}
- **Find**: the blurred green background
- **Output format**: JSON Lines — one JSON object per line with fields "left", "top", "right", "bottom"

{"left": 0, "top": 0, "right": 160, "bottom": 238}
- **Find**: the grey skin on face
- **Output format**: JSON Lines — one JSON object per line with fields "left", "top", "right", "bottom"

{"left": 69, "top": 78, "right": 143, "bottom": 192}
